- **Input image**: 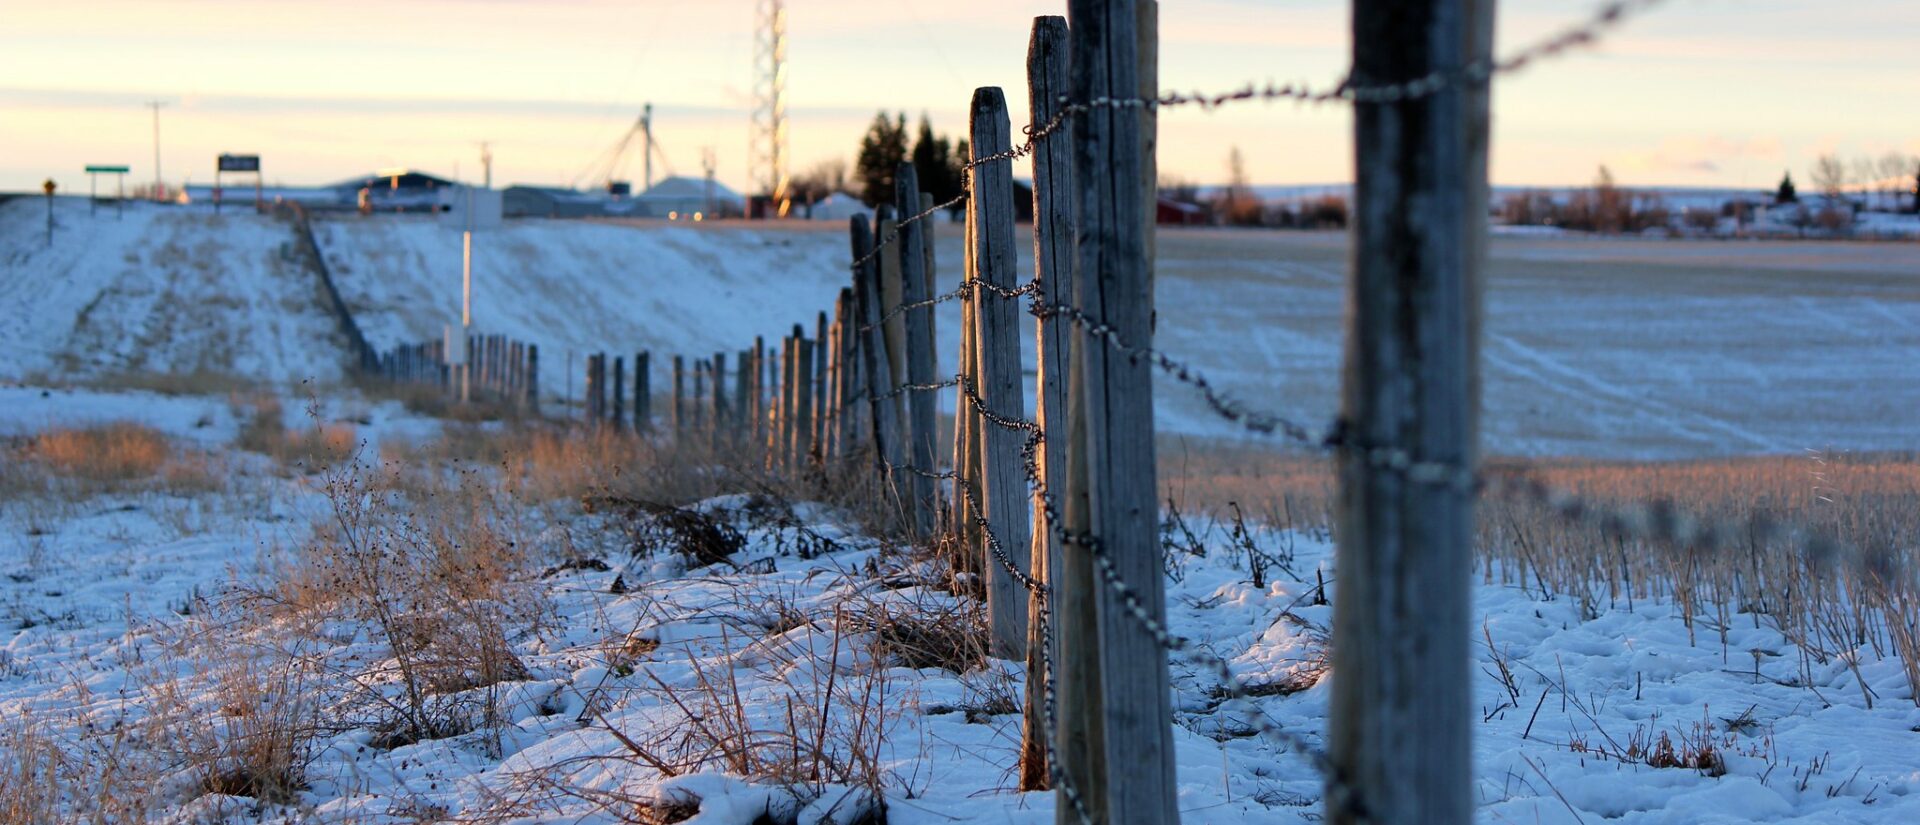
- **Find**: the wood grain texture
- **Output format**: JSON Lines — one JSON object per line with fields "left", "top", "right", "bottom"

{"left": 1066, "top": 1, "right": 1177, "bottom": 821}
{"left": 1331, "top": 2, "right": 1492, "bottom": 823}
{"left": 896, "top": 164, "right": 940, "bottom": 536}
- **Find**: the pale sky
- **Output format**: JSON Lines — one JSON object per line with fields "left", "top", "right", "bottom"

{"left": 2, "top": 0, "right": 1916, "bottom": 195}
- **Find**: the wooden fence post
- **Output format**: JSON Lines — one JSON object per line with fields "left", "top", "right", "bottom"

{"left": 813, "top": 311, "right": 829, "bottom": 461}
{"left": 780, "top": 335, "right": 799, "bottom": 468}
{"left": 795, "top": 336, "right": 816, "bottom": 468}
{"left": 1063, "top": 2, "right": 1175, "bottom": 821}
{"left": 896, "top": 163, "right": 940, "bottom": 535}
{"left": 712, "top": 352, "right": 728, "bottom": 450}
{"left": 737, "top": 348, "right": 754, "bottom": 446}
{"left": 612, "top": 355, "right": 626, "bottom": 430}
{"left": 636, "top": 352, "right": 651, "bottom": 432}
{"left": 970, "top": 85, "right": 1035, "bottom": 667}
{"left": 835, "top": 287, "right": 860, "bottom": 458}
{"left": 1331, "top": 3, "right": 1491, "bottom": 823}
{"left": 824, "top": 303, "right": 843, "bottom": 461}
{"left": 1026, "top": 13, "right": 1075, "bottom": 796}
{"left": 953, "top": 207, "right": 980, "bottom": 562}
{"left": 876, "top": 205, "right": 910, "bottom": 462}
{"left": 852, "top": 216, "right": 906, "bottom": 499}
{"left": 527, "top": 344, "right": 540, "bottom": 412}
{"left": 672, "top": 355, "right": 686, "bottom": 436}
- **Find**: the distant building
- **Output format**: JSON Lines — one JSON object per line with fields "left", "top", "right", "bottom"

{"left": 804, "top": 192, "right": 868, "bottom": 221}
{"left": 180, "top": 168, "right": 455, "bottom": 212}
{"left": 634, "top": 176, "right": 745, "bottom": 219}
{"left": 503, "top": 186, "right": 617, "bottom": 219}
{"left": 1157, "top": 197, "right": 1208, "bottom": 226}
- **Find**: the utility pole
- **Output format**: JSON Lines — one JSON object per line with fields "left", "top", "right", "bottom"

{"left": 146, "top": 100, "right": 167, "bottom": 200}
{"left": 642, "top": 103, "right": 655, "bottom": 192}
{"left": 480, "top": 141, "right": 493, "bottom": 189}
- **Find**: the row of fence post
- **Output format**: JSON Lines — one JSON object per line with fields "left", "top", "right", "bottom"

{"left": 373, "top": 333, "right": 538, "bottom": 412}
{"left": 684, "top": 3, "right": 1489, "bottom": 823}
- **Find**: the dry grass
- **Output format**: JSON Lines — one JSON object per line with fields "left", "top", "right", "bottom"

{"left": 232, "top": 395, "right": 357, "bottom": 472}
{"left": 0, "top": 422, "right": 219, "bottom": 502}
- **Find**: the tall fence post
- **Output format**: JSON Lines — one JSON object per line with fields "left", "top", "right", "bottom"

{"left": 712, "top": 352, "right": 729, "bottom": 451}
{"left": 736, "top": 348, "right": 754, "bottom": 447}
{"left": 795, "top": 336, "right": 816, "bottom": 469}
{"left": 780, "top": 334, "right": 799, "bottom": 468}
{"left": 896, "top": 164, "right": 939, "bottom": 535}
{"left": 953, "top": 211, "right": 981, "bottom": 568}
{"left": 1331, "top": 2, "right": 1492, "bottom": 824}
{"left": 527, "top": 344, "right": 540, "bottom": 412}
{"left": 969, "top": 85, "right": 1033, "bottom": 661}
{"left": 1063, "top": 1, "right": 1175, "bottom": 821}
{"left": 1026, "top": 13, "right": 1074, "bottom": 796}
{"left": 852, "top": 216, "right": 906, "bottom": 504}
{"left": 612, "top": 355, "right": 627, "bottom": 430}
{"left": 636, "top": 352, "right": 652, "bottom": 433}
{"left": 672, "top": 355, "right": 686, "bottom": 436}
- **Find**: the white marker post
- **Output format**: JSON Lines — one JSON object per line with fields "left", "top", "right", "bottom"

{"left": 461, "top": 229, "right": 473, "bottom": 403}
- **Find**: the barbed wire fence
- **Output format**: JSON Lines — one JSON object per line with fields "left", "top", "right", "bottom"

{"left": 569, "top": 1, "right": 1906, "bottom": 822}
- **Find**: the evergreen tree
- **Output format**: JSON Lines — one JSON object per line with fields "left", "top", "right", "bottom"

{"left": 855, "top": 111, "right": 909, "bottom": 207}
{"left": 1775, "top": 171, "right": 1797, "bottom": 204}
{"left": 910, "top": 116, "right": 957, "bottom": 206}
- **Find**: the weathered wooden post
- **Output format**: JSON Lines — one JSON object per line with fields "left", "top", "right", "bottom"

{"left": 811, "top": 311, "right": 828, "bottom": 461}
{"left": 852, "top": 216, "right": 905, "bottom": 495}
{"left": 969, "top": 85, "right": 1034, "bottom": 660}
{"left": 612, "top": 355, "right": 627, "bottom": 430}
{"left": 736, "top": 348, "right": 753, "bottom": 446}
{"left": 711, "top": 352, "right": 729, "bottom": 450}
{"left": 1331, "top": 3, "right": 1492, "bottom": 824}
{"left": 751, "top": 336, "right": 768, "bottom": 449}
{"left": 779, "top": 335, "right": 799, "bottom": 468}
{"left": 635, "top": 352, "right": 652, "bottom": 432}
{"left": 1061, "top": 1, "right": 1175, "bottom": 820}
{"left": 896, "top": 164, "right": 940, "bottom": 535}
{"left": 527, "top": 344, "right": 540, "bottom": 412}
{"left": 795, "top": 336, "right": 816, "bottom": 468}
{"left": 1025, "top": 14, "right": 1074, "bottom": 794}
{"left": 953, "top": 207, "right": 982, "bottom": 565}
{"left": 672, "top": 355, "right": 686, "bottom": 436}
{"left": 875, "top": 205, "right": 910, "bottom": 458}
{"left": 835, "top": 287, "right": 860, "bottom": 458}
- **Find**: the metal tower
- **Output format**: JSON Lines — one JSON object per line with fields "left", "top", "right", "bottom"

{"left": 750, "top": 0, "right": 789, "bottom": 214}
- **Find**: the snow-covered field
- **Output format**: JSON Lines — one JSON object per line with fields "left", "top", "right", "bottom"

{"left": 7, "top": 202, "right": 1915, "bottom": 458}
{"left": 5, "top": 405, "right": 1915, "bottom": 823}
{"left": 0, "top": 199, "right": 350, "bottom": 384}
{"left": 3, "top": 206, "right": 1918, "bottom": 823}
{"left": 307, "top": 216, "right": 1920, "bottom": 459}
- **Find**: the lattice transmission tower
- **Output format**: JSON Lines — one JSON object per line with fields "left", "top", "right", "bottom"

{"left": 750, "top": 0, "right": 789, "bottom": 216}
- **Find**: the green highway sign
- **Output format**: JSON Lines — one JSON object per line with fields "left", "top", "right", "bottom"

{"left": 85, "top": 164, "right": 131, "bottom": 173}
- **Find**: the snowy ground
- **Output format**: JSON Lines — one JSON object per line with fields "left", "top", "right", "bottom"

{"left": 3, "top": 404, "right": 1916, "bottom": 823}
{"left": 311, "top": 218, "right": 1920, "bottom": 460}
{"left": 6, "top": 203, "right": 1914, "bottom": 458}
{"left": 0, "top": 198, "right": 351, "bottom": 384}
{"left": 3, "top": 207, "right": 1917, "bottom": 823}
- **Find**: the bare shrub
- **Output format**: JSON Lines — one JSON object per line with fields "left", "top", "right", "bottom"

{"left": 0, "top": 719, "right": 64, "bottom": 825}
{"left": 140, "top": 642, "right": 329, "bottom": 806}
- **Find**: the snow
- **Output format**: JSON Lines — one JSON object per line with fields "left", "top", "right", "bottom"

{"left": 4, "top": 206, "right": 1918, "bottom": 821}
{"left": 8, "top": 204, "right": 1915, "bottom": 459}
{"left": 3, "top": 417, "right": 1918, "bottom": 823}
{"left": 0, "top": 198, "right": 351, "bottom": 384}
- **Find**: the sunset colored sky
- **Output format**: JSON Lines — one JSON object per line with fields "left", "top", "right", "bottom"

{"left": 3, "top": 0, "right": 1916, "bottom": 195}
